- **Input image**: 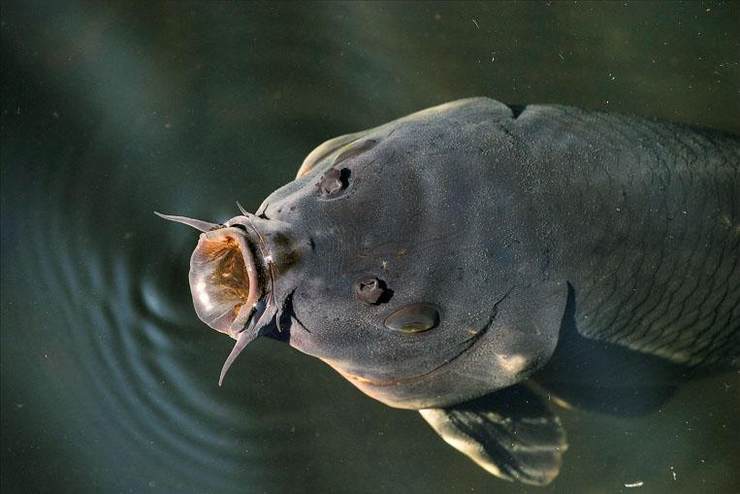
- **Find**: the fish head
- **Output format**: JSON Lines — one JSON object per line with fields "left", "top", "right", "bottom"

{"left": 160, "top": 98, "right": 569, "bottom": 409}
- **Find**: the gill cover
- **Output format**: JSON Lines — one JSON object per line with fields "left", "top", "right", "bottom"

{"left": 156, "top": 211, "right": 263, "bottom": 385}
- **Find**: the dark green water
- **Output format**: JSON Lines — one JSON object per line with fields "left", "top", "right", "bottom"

{"left": 2, "top": 1, "right": 738, "bottom": 493}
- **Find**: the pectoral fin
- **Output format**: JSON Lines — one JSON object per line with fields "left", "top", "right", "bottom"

{"left": 296, "top": 131, "right": 366, "bottom": 178}
{"left": 419, "top": 384, "right": 567, "bottom": 486}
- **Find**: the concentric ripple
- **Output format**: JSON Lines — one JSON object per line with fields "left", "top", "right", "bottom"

{"left": 3, "top": 2, "right": 739, "bottom": 494}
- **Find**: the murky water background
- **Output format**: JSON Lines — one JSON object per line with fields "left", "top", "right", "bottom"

{"left": 2, "top": 2, "right": 738, "bottom": 493}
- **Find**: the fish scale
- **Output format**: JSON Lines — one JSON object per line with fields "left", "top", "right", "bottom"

{"left": 512, "top": 107, "right": 740, "bottom": 368}
{"left": 160, "top": 98, "right": 739, "bottom": 485}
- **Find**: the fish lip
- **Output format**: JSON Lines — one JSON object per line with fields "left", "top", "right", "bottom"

{"left": 331, "top": 318, "right": 492, "bottom": 388}
{"left": 189, "top": 226, "right": 262, "bottom": 336}
{"left": 223, "top": 216, "right": 278, "bottom": 327}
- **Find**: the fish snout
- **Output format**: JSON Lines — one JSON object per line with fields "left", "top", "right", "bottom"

{"left": 157, "top": 208, "right": 309, "bottom": 385}
{"left": 188, "top": 227, "right": 262, "bottom": 338}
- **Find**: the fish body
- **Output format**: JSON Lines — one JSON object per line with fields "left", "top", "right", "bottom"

{"left": 159, "top": 98, "right": 739, "bottom": 485}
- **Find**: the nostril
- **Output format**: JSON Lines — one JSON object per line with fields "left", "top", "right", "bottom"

{"left": 354, "top": 276, "right": 393, "bottom": 305}
{"left": 317, "top": 168, "right": 350, "bottom": 197}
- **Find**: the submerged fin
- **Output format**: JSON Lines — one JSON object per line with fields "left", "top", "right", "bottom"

{"left": 532, "top": 283, "right": 689, "bottom": 416}
{"left": 536, "top": 381, "right": 679, "bottom": 417}
{"left": 295, "top": 131, "right": 366, "bottom": 178}
{"left": 419, "top": 384, "right": 567, "bottom": 486}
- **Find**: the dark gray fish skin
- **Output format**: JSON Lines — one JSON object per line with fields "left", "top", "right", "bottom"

{"left": 529, "top": 108, "right": 740, "bottom": 369}
{"left": 255, "top": 99, "right": 570, "bottom": 410}
{"left": 162, "top": 98, "right": 738, "bottom": 486}
{"left": 252, "top": 98, "right": 738, "bottom": 410}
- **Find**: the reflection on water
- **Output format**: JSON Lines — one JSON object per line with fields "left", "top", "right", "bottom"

{"left": 2, "top": 2, "right": 738, "bottom": 493}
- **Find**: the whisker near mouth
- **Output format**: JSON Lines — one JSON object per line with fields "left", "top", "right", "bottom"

{"left": 219, "top": 329, "right": 258, "bottom": 387}
{"left": 219, "top": 298, "right": 276, "bottom": 386}
{"left": 154, "top": 211, "right": 221, "bottom": 232}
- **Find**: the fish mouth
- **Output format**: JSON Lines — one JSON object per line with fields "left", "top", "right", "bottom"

{"left": 156, "top": 209, "right": 281, "bottom": 385}
{"left": 212, "top": 214, "right": 285, "bottom": 385}
{"left": 188, "top": 227, "right": 263, "bottom": 337}
{"left": 328, "top": 316, "right": 494, "bottom": 388}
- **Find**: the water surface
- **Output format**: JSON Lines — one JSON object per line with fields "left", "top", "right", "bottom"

{"left": 2, "top": 2, "right": 738, "bottom": 493}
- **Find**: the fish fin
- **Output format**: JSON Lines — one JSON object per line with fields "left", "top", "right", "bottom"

{"left": 419, "top": 384, "right": 567, "bottom": 486}
{"left": 295, "top": 131, "right": 366, "bottom": 178}
{"left": 532, "top": 282, "right": 695, "bottom": 415}
{"left": 564, "top": 282, "right": 739, "bottom": 370}
{"left": 536, "top": 380, "right": 679, "bottom": 417}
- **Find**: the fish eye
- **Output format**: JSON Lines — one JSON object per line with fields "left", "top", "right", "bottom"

{"left": 384, "top": 303, "right": 440, "bottom": 333}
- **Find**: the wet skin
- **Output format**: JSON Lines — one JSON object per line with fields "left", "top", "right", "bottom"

{"left": 159, "top": 98, "right": 739, "bottom": 484}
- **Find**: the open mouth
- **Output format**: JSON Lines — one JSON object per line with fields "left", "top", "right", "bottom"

{"left": 189, "top": 224, "right": 284, "bottom": 386}
{"left": 189, "top": 227, "right": 263, "bottom": 337}
{"left": 156, "top": 210, "right": 280, "bottom": 386}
